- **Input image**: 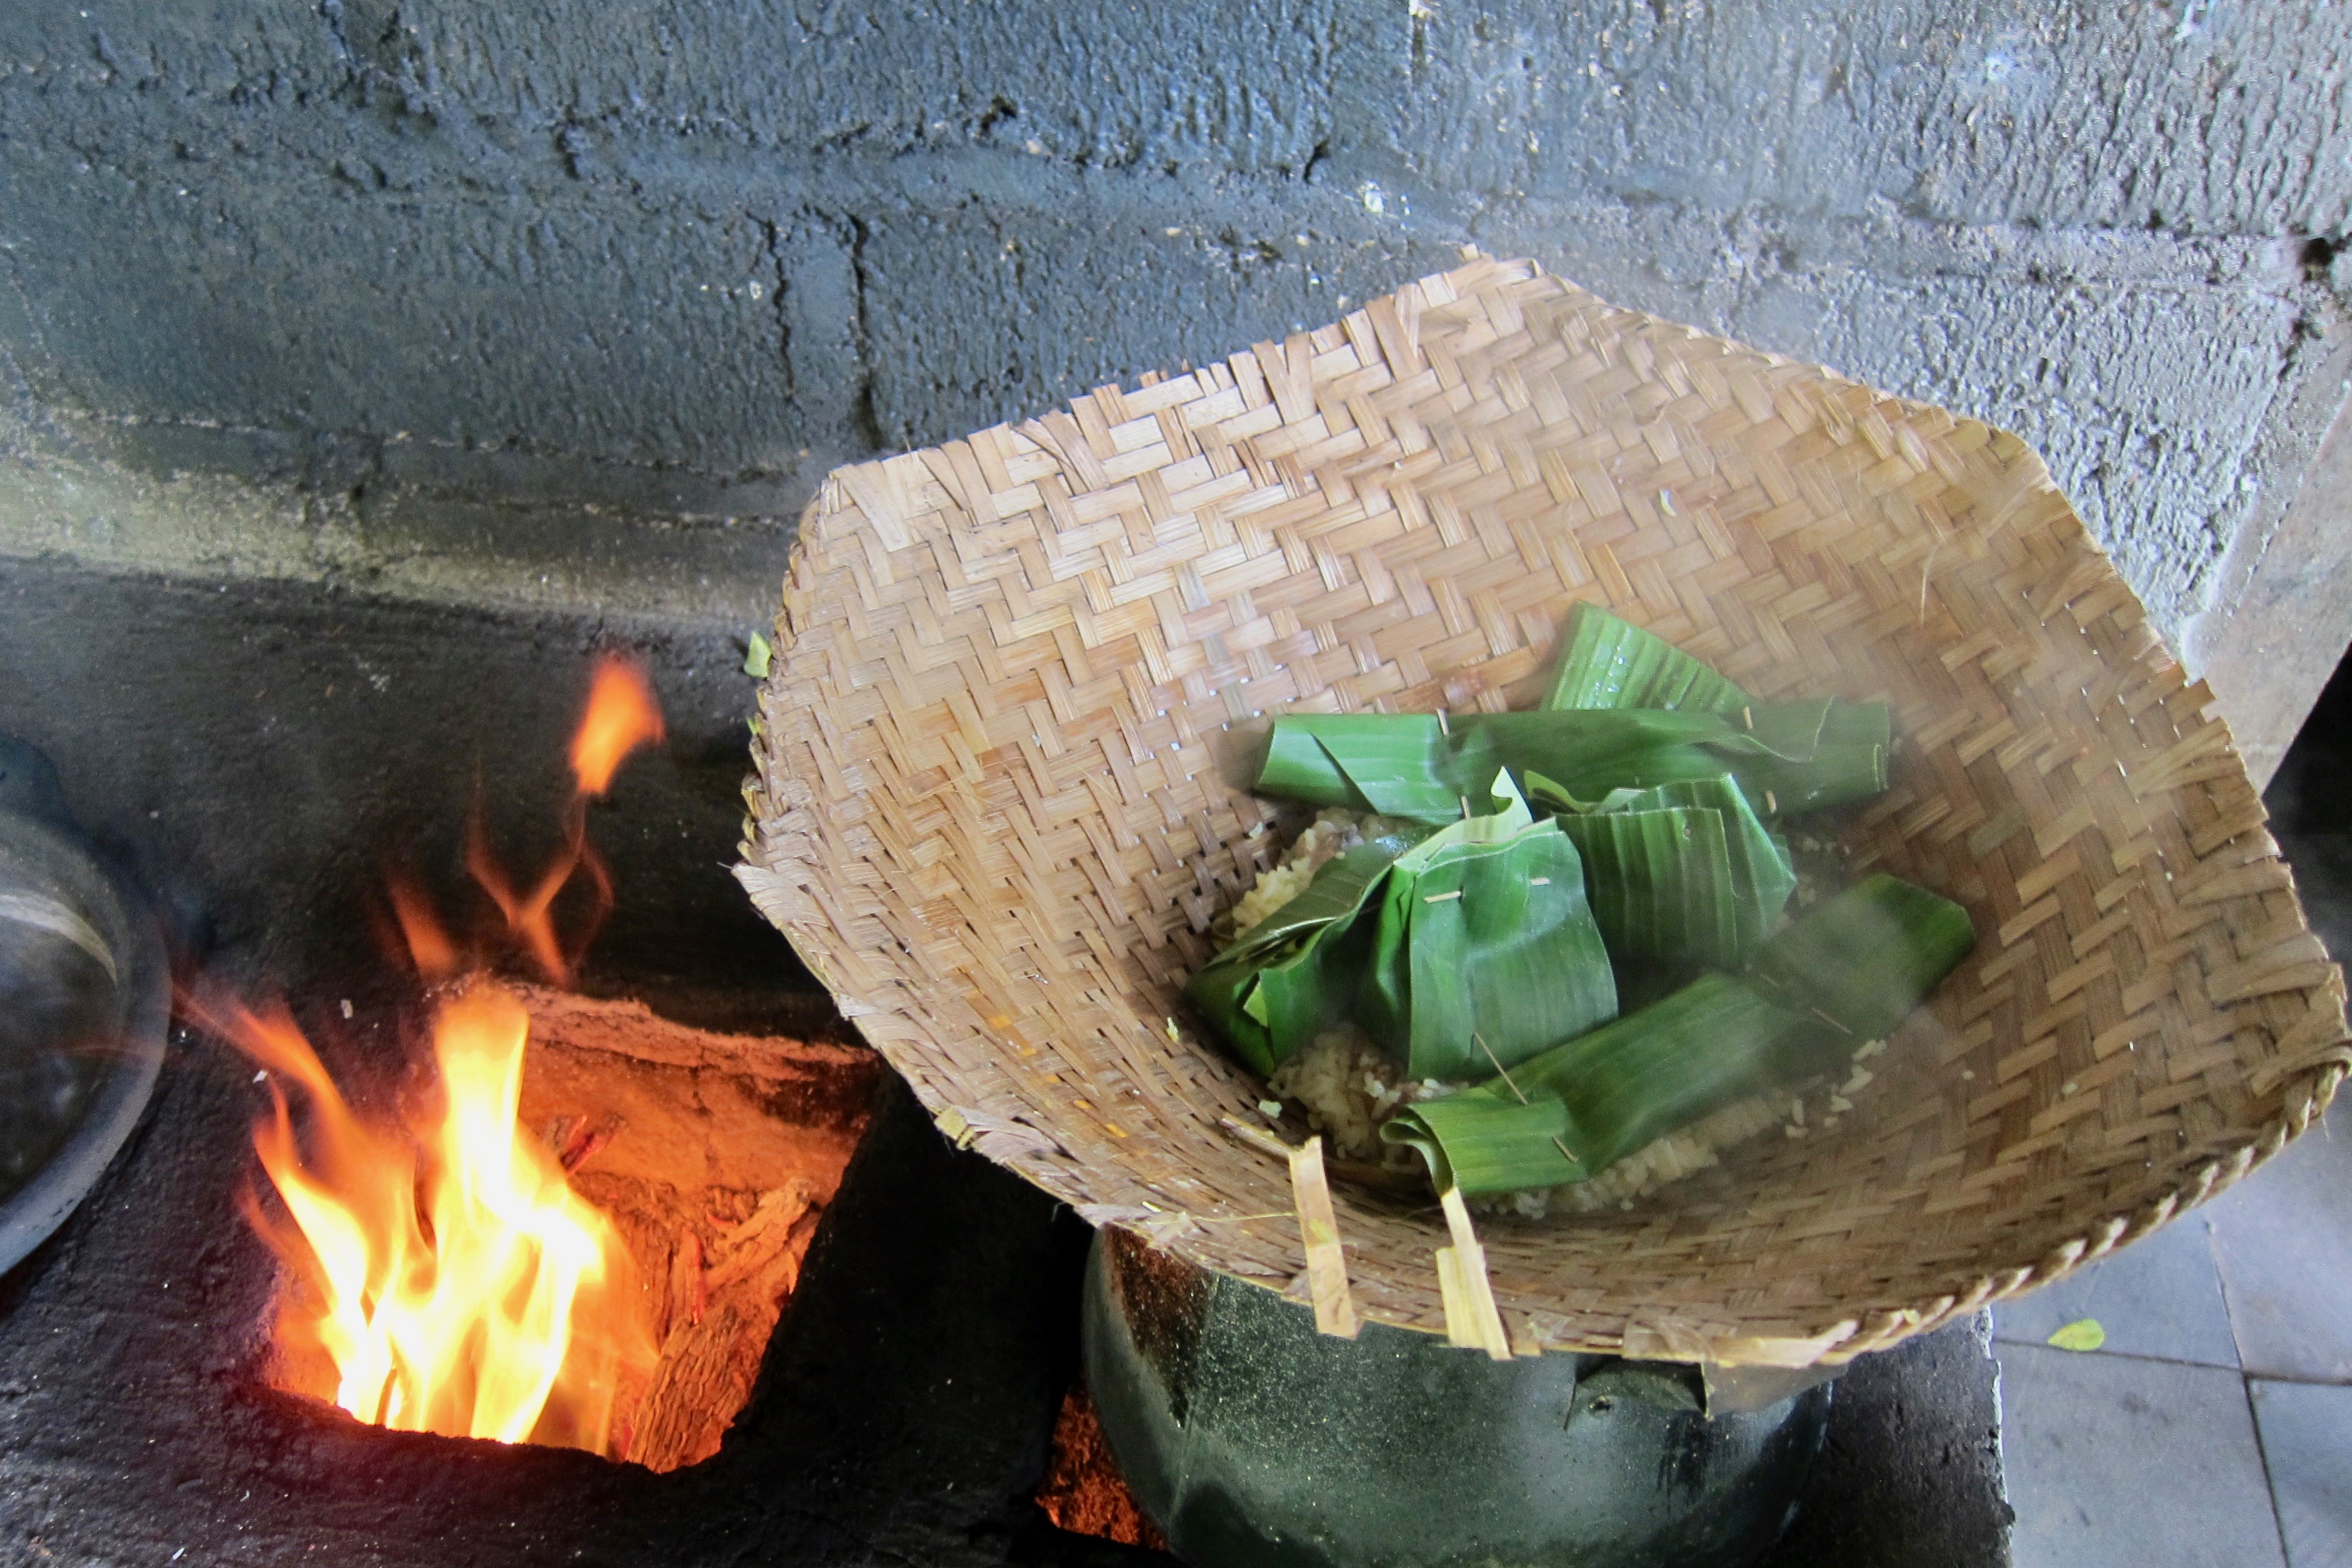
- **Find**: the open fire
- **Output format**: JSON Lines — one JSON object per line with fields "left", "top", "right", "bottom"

{"left": 210, "top": 982, "right": 656, "bottom": 1454}
{"left": 182, "top": 655, "right": 870, "bottom": 1469}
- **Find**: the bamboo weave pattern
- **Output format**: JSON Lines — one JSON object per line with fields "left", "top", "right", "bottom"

{"left": 739, "top": 257, "right": 2349, "bottom": 1365}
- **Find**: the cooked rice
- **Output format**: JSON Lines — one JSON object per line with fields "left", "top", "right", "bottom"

{"left": 1546, "top": 1089, "right": 1800, "bottom": 1213}
{"left": 1494, "top": 1035, "right": 1892, "bottom": 1217}
{"left": 1226, "top": 808, "right": 1414, "bottom": 943}
{"left": 1267, "top": 1024, "right": 1437, "bottom": 1163}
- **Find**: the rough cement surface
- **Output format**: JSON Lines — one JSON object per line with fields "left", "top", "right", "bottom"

{"left": 0, "top": 556, "right": 805, "bottom": 994}
{"left": 1396, "top": 3, "right": 2352, "bottom": 235}
{"left": 0, "top": 3, "right": 2345, "bottom": 647}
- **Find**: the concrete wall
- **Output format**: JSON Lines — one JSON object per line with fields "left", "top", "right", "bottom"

{"left": 1, "top": 3, "right": 2346, "bottom": 747}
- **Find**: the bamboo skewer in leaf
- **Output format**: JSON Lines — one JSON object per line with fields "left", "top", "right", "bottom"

{"left": 1382, "top": 975, "right": 1810, "bottom": 1193}
{"left": 1745, "top": 873, "right": 1979, "bottom": 1045}
{"left": 1191, "top": 600, "right": 1970, "bottom": 1206}
{"left": 1558, "top": 803, "right": 1740, "bottom": 971}
{"left": 1182, "top": 777, "right": 1620, "bottom": 1079}
{"left": 1353, "top": 781, "right": 1616, "bottom": 1081}
{"left": 1547, "top": 776, "right": 1796, "bottom": 970}
{"left": 1182, "top": 840, "right": 1411, "bottom": 1075}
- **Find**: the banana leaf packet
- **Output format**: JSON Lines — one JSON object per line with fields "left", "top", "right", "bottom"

{"left": 1384, "top": 875, "right": 1977, "bottom": 1192}
{"left": 1187, "top": 601, "right": 1970, "bottom": 1197}
{"left": 1183, "top": 774, "right": 1617, "bottom": 1081}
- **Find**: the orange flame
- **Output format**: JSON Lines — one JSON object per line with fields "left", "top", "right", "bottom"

{"left": 465, "top": 654, "right": 662, "bottom": 986}
{"left": 464, "top": 808, "right": 580, "bottom": 986}
{"left": 387, "top": 875, "right": 460, "bottom": 985}
{"left": 201, "top": 983, "right": 657, "bottom": 1453}
{"left": 205, "top": 652, "right": 669, "bottom": 1457}
{"left": 571, "top": 657, "right": 664, "bottom": 797}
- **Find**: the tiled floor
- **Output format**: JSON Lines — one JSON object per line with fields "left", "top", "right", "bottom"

{"left": 1994, "top": 1122, "right": 2349, "bottom": 1566}
{"left": 1994, "top": 655, "right": 2352, "bottom": 1566}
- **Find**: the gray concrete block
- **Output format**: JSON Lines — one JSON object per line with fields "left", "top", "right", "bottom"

{"left": 2189, "top": 326, "right": 2352, "bottom": 784}
{"left": 1395, "top": 3, "right": 2352, "bottom": 239}
{"left": 1467, "top": 195, "right": 2322, "bottom": 636}
{"left": 858, "top": 204, "right": 1458, "bottom": 449}
{"left": 2248, "top": 1379, "right": 2352, "bottom": 1568}
{"left": 0, "top": 0, "right": 2344, "bottom": 678}
{"left": 1758, "top": 1315, "right": 2013, "bottom": 1568}
{"left": 0, "top": 0, "right": 346, "bottom": 99}
{"left": 1744, "top": 263, "right": 2302, "bottom": 627}
{"left": 346, "top": 489, "right": 799, "bottom": 626}
{"left": 2205, "top": 1106, "right": 2352, "bottom": 1385}
{"left": 0, "top": 148, "right": 825, "bottom": 475}
{"left": 1998, "top": 1342, "right": 2284, "bottom": 1568}
{"left": 1993, "top": 1211, "right": 2239, "bottom": 1370}
{"left": 373, "top": 0, "right": 1369, "bottom": 174}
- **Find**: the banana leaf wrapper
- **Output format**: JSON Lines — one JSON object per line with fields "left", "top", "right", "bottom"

{"left": 1549, "top": 776, "right": 1797, "bottom": 970}
{"left": 1382, "top": 872, "right": 1976, "bottom": 1194}
{"left": 1181, "top": 841, "right": 1407, "bottom": 1075}
{"left": 1182, "top": 779, "right": 1619, "bottom": 1080}
{"left": 1544, "top": 602, "right": 1752, "bottom": 714}
{"left": 1747, "top": 872, "right": 1978, "bottom": 1044}
{"left": 1353, "top": 797, "right": 1618, "bottom": 1081}
{"left": 1255, "top": 701, "right": 1889, "bottom": 825}
{"left": 1382, "top": 974, "right": 1810, "bottom": 1193}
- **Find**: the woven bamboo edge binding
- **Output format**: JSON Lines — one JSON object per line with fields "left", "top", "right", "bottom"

{"left": 739, "top": 255, "right": 2351, "bottom": 1366}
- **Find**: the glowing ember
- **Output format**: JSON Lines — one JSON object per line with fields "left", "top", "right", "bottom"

{"left": 193, "top": 654, "right": 670, "bottom": 1457}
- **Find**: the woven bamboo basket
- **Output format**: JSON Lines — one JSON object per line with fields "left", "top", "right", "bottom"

{"left": 737, "top": 256, "right": 2350, "bottom": 1367}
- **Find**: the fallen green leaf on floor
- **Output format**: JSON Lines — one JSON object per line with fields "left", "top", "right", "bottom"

{"left": 743, "top": 631, "right": 772, "bottom": 678}
{"left": 2046, "top": 1318, "right": 2106, "bottom": 1352}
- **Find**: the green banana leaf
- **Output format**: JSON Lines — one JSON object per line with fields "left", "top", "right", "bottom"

{"left": 1746, "top": 872, "right": 1977, "bottom": 1043}
{"left": 1382, "top": 872, "right": 1975, "bottom": 1193}
{"left": 1551, "top": 776, "right": 1796, "bottom": 968}
{"left": 1217, "top": 825, "right": 1429, "bottom": 964}
{"left": 1555, "top": 804, "right": 1738, "bottom": 969}
{"left": 1382, "top": 974, "right": 1808, "bottom": 1192}
{"left": 1642, "top": 777, "right": 1798, "bottom": 948}
{"left": 1181, "top": 841, "right": 1406, "bottom": 1075}
{"left": 1256, "top": 703, "right": 1888, "bottom": 824}
{"left": 1353, "top": 793, "right": 1619, "bottom": 1081}
{"left": 1182, "top": 777, "right": 1621, "bottom": 1081}
{"left": 1255, "top": 714, "right": 1501, "bottom": 820}
{"left": 1544, "top": 602, "right": 1752, "bottom": 714}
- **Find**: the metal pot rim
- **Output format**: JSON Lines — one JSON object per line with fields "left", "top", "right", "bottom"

{"left": 0, "top": 809, "right": 168, "bottom": 1279}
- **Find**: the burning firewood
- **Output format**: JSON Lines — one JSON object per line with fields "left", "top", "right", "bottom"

{"left": 624, "top": 1178, "right": 821, "bottom": 1471}
{"left": 191, "top": 652, "right": 878, "bottom": 1475}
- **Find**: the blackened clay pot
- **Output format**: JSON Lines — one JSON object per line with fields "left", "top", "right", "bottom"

{"left": 1083, "top": 1228, "right": 1829, "bottom": 1568}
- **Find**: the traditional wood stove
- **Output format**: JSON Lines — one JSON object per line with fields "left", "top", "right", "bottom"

{"left": 0, "top": 560, "right": 2011, "bottom": 1566}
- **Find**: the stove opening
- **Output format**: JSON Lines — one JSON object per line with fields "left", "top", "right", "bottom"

{"left": 182, "top": 653, "right": 879, "bottom": 1472}
{"left": 496, "top": 983, "right": 874, "bottom": 1471}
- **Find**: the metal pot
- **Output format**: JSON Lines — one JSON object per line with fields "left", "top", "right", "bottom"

{"left": 0, "top": 740, "right": 168, "bottom": 1277}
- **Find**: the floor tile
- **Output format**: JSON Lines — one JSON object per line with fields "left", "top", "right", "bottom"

{"left": 1999, "top": 1342, "right": 2285, "bottom": 1568}
{"left": 2206, "top": 1112, "right": 2352, "bottom": 1384}
{"left": 2251, "top": 1380, "right": 2352, "bottom": 1568}
{"left": 1995, "top": 1210, "right": 2239, "bottom": 1367}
